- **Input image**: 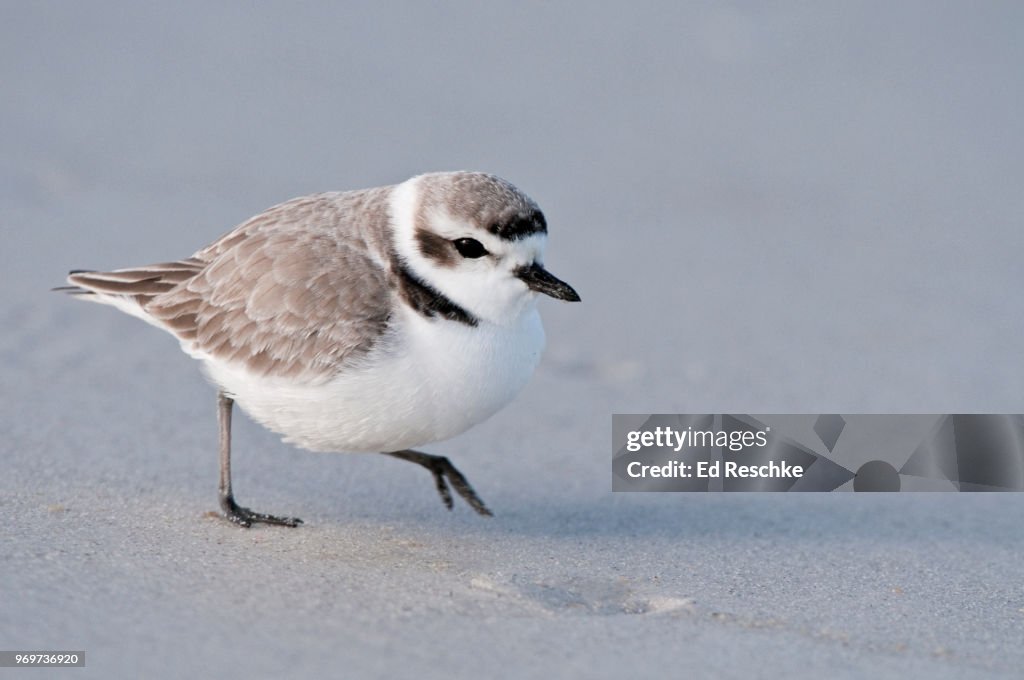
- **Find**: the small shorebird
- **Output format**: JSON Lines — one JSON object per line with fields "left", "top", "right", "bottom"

{"left": 59, "top": 172, "right": 579, "bottom": 527}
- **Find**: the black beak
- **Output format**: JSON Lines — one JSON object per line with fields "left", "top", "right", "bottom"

{"left": 516, "top": 262, "right": 580, "bottom": 302}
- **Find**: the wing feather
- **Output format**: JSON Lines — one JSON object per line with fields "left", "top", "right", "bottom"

{"left": 67, "top": 191, "right": 395, "bottom": 382}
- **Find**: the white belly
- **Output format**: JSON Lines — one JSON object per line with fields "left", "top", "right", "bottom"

{"left": 201, "top": 304, "right": 545, "bottom": 453}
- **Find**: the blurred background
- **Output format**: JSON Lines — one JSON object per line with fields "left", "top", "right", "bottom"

{"left": 5, "top": 2, "right": 1022, "bottom": 413}
{"left": 3, "top": 3, "right": 1024, "bottom": 678}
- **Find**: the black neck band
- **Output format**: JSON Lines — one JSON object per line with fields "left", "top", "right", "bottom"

{"left": 396, "top": 265, "right": 477, "bottom": 327}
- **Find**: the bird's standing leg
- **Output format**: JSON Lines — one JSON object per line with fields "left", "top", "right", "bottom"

{"left": 217, "top": 391, "right": 302, "bottom": 528}
{"left": 384, "top": 450, "right": 493, "bottom": 516}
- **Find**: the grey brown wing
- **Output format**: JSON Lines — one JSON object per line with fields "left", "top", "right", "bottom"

{"left": 146, "top": 219, "right": 393, "bottom": 382}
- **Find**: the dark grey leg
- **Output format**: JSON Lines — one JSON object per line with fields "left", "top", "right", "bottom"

{"left": 218, "top": 391, "right": 302, "bottom": 528}
{"left": 384, "top": 450, "right": 493, "bottom": 516}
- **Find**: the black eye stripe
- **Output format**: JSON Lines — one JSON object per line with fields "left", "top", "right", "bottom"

{"left": 453, "top": 237, "right": 489, "bottom": 259}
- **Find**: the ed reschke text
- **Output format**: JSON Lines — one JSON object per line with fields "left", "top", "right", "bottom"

{"left": 624, "top": 459, "right": 804, "bottom": 479}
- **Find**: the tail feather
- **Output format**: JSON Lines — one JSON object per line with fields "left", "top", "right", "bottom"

{"left": 51, "top": 285, "right": 92, "bottom": 295}
{"left": 66, "top": 273, "right": 178, "bottom": 296}
{"left": 58, "top": 259, "right": 206, "bottom": 330}
{"left": 66, "top": 259, "right": 203, "bottom": 293}
{"left": 64, "top": 260, "right": 201, "bottom": 292}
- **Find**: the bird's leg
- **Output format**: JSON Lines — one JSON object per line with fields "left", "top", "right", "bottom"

{"left": 217, "top": 391, "right": 302, "bottom": 528}
{"left": 384, "top": 450, "right": 493, "bottom": 516}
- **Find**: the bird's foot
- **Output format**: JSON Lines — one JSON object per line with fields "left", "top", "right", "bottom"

{"left": 219, "top": 495, "right": 303, "bottom": 528}
{"left": 386, "top": 450, "right": 493, "bottom": 516}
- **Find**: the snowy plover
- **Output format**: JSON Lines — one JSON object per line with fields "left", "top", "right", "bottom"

{"left": 59, "top": 172, "right": 579, "bottom": 527}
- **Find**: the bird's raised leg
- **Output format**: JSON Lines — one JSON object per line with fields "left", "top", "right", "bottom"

{"left": 218, "top": 391, "right": 302, "bottom": 528}
{"left": 384, "top": 449, "right": 493, "bottom": 516}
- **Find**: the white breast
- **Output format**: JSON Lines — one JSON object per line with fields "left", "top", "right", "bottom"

{"left": 201, "top": 303, "right": 545, "bottom": 453}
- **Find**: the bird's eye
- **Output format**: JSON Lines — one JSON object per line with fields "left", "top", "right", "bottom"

{"left": 452, "top": 238, "right": 488, "bottom": 259}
